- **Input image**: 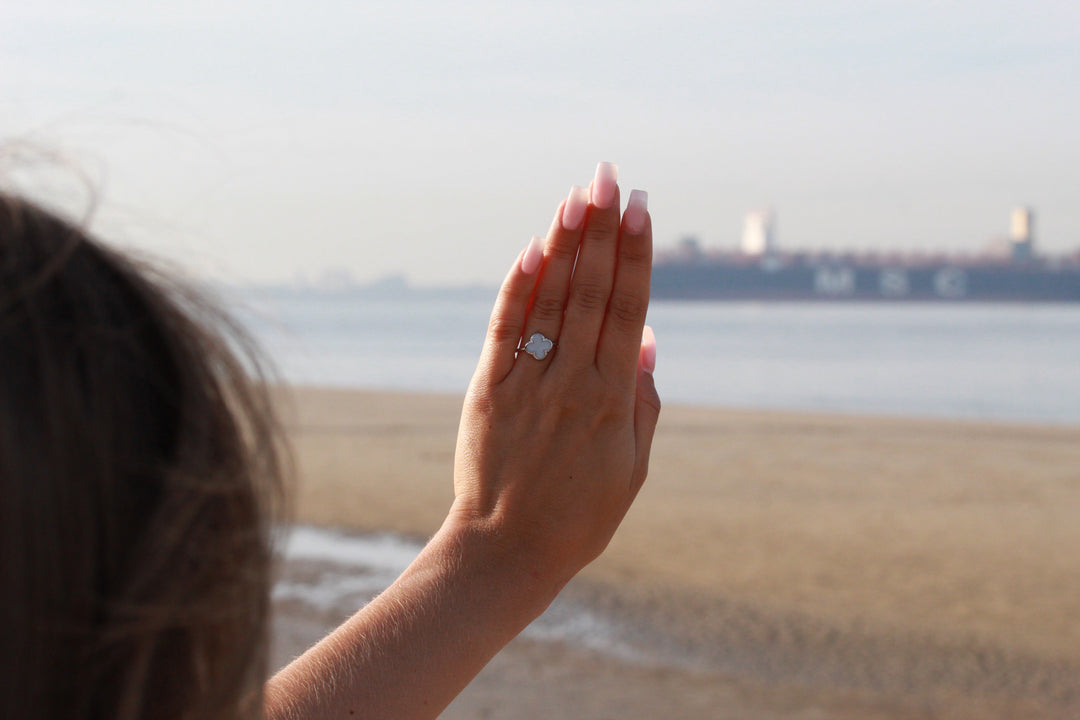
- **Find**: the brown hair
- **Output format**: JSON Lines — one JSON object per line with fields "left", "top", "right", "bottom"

{"left": 0, "top": 194, "right": 287, "bottom": 719}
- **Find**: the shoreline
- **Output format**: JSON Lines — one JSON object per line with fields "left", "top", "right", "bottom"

{"left": 275, "top": 381, "right": 1080, "bottom": 431}
{"left": 272, "top": 385, "right": 1080, "bottom": 718}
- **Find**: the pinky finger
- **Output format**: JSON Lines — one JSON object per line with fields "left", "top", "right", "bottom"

{"left": 631, "top": 326, "right": 660, "bottom": 496}
{"left": 477, "top": 236, "right": 545, "bottom": 383}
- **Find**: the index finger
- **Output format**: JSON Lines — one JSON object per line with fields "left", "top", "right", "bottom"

{"left": 476, "top": 235, "right": 544, "bottom": 383}
{"left": 596, "top": 189, "right": 651, "bottom": 380}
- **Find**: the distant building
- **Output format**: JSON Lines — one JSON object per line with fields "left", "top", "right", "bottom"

{"left": 674, "top": 235, "right": 704, "bottom": 260}
{"left": 742, "top": 209, "right": 775, "bottom": 255}
{"left": 1011, "top": 206, "right": 1034, "bottom": 261}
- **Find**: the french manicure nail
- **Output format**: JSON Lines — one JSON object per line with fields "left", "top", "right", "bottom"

{"left": 591, "top": 161, "right": 618, "bottom": 209}
{"left": 562, "top": 185, "right": 589, "bottom": 230}
{"left": 642, "top": 325, "right": 657, "bottom": 374}
{"left": 521, "top": 235, "right": 544, "bottom": 275}
{"left": 624, "top": 189, "right": 648, "bottom": 234}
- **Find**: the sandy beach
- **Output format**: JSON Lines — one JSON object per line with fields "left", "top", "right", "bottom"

{"left": 269, "top": 386, "right": 1080, "bottom": 719}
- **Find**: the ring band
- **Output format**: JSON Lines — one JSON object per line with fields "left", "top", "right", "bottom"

{"left": 520, "top": 332, "right": 555, "bottom": 360}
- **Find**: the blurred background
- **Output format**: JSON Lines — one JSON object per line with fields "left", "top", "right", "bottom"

{"left": 6, "top": 0, "right": 1078, "bottom": 422}
{"left": 4, "top": 1, "right": 1079, "bottom": 284}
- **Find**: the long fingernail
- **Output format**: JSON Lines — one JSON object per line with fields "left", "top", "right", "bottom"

{"left": 591, "top": 161, "right": 618, "bottom": 209}
{"left": 624, "top": 189, "right": 648, "bottom": 234}
{"left": 521, "top": 235, "right": 544, "bottom": 275}
{"left": 562, "top": 185, "right": 589, "bottom": 230}
{"left": 642, "top": 325, "right": 657, "bottom": 374}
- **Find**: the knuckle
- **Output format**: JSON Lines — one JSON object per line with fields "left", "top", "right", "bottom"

{"left": 618, "top": 241, "right": 652, "bottom": 271}
{"left": 545, "top": 369, "right": 596, "bottom": 408}
{"left": 528, "top": 294, "right": 565, "bottom": 323}
{"left": 557, "top": 390, "right": 591, "bottom": 417}
{"left": 601, "top": 376, "right": 632, "bottom": 407}
{"left": 596, "top": 393, "right": 626, "bottom": 422}
{"left": 607, "top": 294, "right": 648, "bottom": 331}
{"left": 582, "top": 220, "right": 617, "bottom": 247}
{"left": 584, "top": 376, "right": 630, "bottom": 415}
{"left": 495, "top": 280, "right": 529, "bottom": 309}
{"left": 487, "top": 316, "right": 522, "bottom": 346}
{"left": 640, "top": 382, "right": 662, "bottom": 415}
{"left": 570, "top": 279, "right": 610, "bottom": 312}
{"left": 546, "top": 237, "right": 579, "bottom": 263}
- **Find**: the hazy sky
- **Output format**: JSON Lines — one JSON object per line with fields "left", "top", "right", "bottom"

{"left": 3, "top": 1, "right": 1079, "bottom": 285}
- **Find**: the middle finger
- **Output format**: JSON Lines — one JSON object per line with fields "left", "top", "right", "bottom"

{"left": 554, "top": 161, "right": 621, "bottom": 369}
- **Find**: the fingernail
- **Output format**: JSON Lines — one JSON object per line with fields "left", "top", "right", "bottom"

{"left": 562, "top": 185, "right": 589, "bottom": 231}
{"left": 624, "top": 189, "right": 648, "bottom": 234}
{"left": 591, "top": 161, "right": 618, "bottom": 209}
{"left": 642, "top": 325, "right": 656, "bottom": 374}
{"left": 521, "top": 235, "right": 544, "bottom": 275}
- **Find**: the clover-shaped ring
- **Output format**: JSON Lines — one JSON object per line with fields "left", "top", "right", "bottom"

{"left": 520, "top": 332, "right": 556, "bottom": 360}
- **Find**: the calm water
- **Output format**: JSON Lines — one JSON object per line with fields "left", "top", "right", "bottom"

{"left": 234, "top": 288, "right": 1080, "bottom": 426}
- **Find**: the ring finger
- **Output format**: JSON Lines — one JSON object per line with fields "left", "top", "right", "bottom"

{"left": 513, "top": 184, "right": 589, "bottom": 370}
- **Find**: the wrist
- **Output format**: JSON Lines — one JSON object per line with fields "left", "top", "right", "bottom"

{"left": 428, "top": 505, "right": 568, "bottom": 623}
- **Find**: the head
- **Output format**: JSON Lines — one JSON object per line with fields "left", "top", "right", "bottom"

{"left": 0, "top": 194, "right": 286, "bottom": 719}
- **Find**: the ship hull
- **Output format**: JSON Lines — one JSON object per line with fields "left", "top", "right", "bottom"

{"left": 651, "top": 261, "right": 1080, "bottom": 302}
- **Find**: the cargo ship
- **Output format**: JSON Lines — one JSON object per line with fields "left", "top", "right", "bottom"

{"left": 651, "top": 208, "right": 1080, "bottom": 302}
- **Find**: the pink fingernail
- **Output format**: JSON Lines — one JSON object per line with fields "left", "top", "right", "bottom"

{"left": 591, "top": 161, "right": 618, "bottom": 209}
{"left": 562, "top": 185, "right": 589, "bottom": 230}
{"left": 624, "top": 189, "right": 648, "bottom": 234}
{"left": 521, "top": 235, "right": 544, "bottom": 275}
{"left": 642, "top": 325, "right": 656, "bottom": 374}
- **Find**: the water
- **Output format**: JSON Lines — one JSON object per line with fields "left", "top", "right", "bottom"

{"left": 273, "top": 525, "right": 642, "bottom": 660}
{"left": 255, "top": 296, "right": 1080, "bottom": 674}
{"left": 235, "top": 287, "right": 1080, "bottom": 426}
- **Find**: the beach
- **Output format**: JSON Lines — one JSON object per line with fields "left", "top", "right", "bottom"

{"left": 269, "top": 386, "right": 1080, "bottom": 719}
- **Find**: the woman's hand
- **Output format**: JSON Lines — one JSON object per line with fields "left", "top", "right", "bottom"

{"left": 265, "top": 164, "right": 659, "bottom": 720}
{"left": 451, "top": 161, "right": 660, "bottom": 594}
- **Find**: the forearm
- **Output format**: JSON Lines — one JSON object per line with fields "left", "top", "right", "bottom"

{"left": 263, "top": 512, "right": 563, "bottom": 720}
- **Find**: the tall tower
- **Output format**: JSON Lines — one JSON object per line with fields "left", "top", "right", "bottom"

{"left": 741, "top": 209, "right": 775, "bottom": 256}
{"left": 1010, "top": 207, "right": 1034, "bottom": 261}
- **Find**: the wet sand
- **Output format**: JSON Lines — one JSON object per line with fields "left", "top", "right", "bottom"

{"left": 270, "top": 386, "right": 1080, "bottom": 719}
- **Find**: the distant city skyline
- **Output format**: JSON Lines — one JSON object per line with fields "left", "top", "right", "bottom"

{"left": 2, "top": 1, "right": 1079, "bottom": 285}
{"left": 669, "top": 204, "right": 1052, "bottom": 258}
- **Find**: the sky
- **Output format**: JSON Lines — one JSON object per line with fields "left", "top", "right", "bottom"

{"left": 2, "top": 0, "right": 1079, "bottom": 285}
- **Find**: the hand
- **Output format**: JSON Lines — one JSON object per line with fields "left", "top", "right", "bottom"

{"left": 266, "top": 165, "right": 659, "bottom": 720}
{"left": 451, "top": 162, "right": 661, "bottom": 592}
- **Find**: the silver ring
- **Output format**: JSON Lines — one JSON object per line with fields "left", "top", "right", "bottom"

{"left": 519, "top": 332, "right": 555, "bottom": 360}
